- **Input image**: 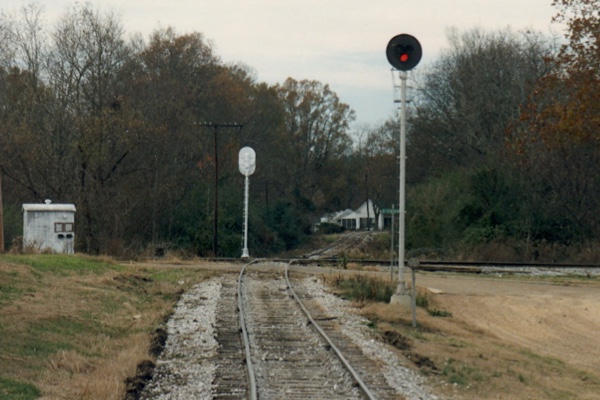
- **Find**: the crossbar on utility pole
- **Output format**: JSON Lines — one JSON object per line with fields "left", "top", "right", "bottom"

{"left": 195, "top": 122, "right": 244, "bottom": 256}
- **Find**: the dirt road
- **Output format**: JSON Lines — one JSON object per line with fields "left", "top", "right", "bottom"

{"left": 417, "top": 273, "right": 600, "bottom": 373}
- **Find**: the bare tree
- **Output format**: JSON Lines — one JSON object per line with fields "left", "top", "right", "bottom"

{"left": 413, "top": 28, "right": 555, "bottom": 168}
{"left": 43, "top": 3, "right": 137, "bottom": 252}
{"left": 276, "top": 78, "right": 355, "bottom": 213}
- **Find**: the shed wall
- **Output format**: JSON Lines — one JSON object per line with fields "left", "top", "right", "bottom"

{"left": 22, "top": 204, "right": 76, "bottom": 254}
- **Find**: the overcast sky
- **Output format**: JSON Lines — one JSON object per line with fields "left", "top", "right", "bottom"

{"left": 2, "top": 0, "right": 564, "bottom": 128}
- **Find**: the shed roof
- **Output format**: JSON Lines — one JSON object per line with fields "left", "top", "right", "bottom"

{"left": 22, "top": 203, "right": 76, "bottom": 213}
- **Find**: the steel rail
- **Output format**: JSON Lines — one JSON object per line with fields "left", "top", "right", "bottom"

{"left": 285, "top": 261, "right": 378, "bottom": 400}
{"left": 237, "top": 260, "right": 258, "bottom": 400}
{"left": 198, "top": 256, "right": 600, "bottom": 269}
{"left": 414, "top": 260, "right": 600, "bottom": 269}
{"left": 252, "top": 258, "right": 600, "bottom": 270}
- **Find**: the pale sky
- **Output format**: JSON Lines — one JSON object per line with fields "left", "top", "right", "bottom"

{"left": 2, "top": 0, "right": 563, "bottom": 128}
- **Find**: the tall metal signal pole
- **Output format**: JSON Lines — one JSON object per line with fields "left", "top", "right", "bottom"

{"left": 386, "top": 34, "right": 422, "bottom": 306}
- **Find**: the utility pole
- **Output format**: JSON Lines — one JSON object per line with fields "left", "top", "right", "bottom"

{"left": 195, "top": 122, "right": 244, "bottom": 256}
{"left": 0, "top": 170, "right": 4, "bottom": 253}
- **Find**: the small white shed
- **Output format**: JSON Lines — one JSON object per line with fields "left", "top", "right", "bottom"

{"left": 22, "top": 200, "right": 76, "bottom": 254}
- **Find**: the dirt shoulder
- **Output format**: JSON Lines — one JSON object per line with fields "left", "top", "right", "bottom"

{"left": 289, "top": 264, "right": 600, "bottom": 399}
{"left": 417, "top": 273, "right": 600, "bottom": 374}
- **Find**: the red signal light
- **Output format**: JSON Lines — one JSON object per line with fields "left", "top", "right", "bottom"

{"left": 386, "top": 34, "right": 422, "bottom": 71}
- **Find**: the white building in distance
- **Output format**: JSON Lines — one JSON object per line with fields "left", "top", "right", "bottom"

{"left": 320, "top": 199, "right": 384, "bottom": 230}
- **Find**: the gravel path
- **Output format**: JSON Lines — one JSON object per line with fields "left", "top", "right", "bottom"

{"left": 140, "top": 279, "right": 222, "bottom": 400}
{"left": 139, "top": 273, "right": 439, "bottom": 400}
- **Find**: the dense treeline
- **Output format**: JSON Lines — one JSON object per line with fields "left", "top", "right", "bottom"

{"left": 0, "top": 3, "right": 358, "bottom": 256}
{"left": 403, "top": 0, "right": 599, "bottom": 261}
{"left": 0, "top": 1, "right": 597, "bottom": 261}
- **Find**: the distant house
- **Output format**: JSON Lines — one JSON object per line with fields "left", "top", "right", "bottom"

{"left": 22, "top": 200, "right": 76, "bottom": 254}
{"left": 320, "top": 200, "right": 383, "bottom": 230}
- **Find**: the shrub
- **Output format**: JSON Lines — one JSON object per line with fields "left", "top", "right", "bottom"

{"left": 331, "top": 274, "right": 395, "bottom": 303}
{"left": 318, "top": 223, "right": 345, "bottom": 234}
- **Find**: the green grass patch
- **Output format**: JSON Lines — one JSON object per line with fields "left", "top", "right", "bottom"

{"left": 427, "top": 308, "right": 453, "bottom": 317}
{"left": 0, "top": 377, "right": 40, "bottom": 400}
{"left": 415, "top": 292, "right": 429, "bottom": 308}
{"left": 443, "top": 358, "right": 484, "bottom": 386}
{"left": 0, "top": 269, "right": 30, "bottom": 306}
{"left": 27, "top": 316, "right": 89, "bottom": 337}
{"left": 0, "top": 321, "right": 77, "bottom": 362}
{"left": 0, "top": 284, "right": 25, "bottom": 305}
{"left": 520, "top": 349, "right": 566, "bottom": 368}
{"left": 20, "top": 338, "right": 74, "bottom": 358}
{"left": 0, "top": 254, "right": 121, "bottom": 276}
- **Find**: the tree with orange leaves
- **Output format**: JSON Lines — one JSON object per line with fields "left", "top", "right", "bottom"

{"left": 509, "top": 0, "right": 599, "bottom": 244}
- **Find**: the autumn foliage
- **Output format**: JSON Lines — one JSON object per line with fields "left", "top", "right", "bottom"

{"left": 507, "top": 0, "right": 599, "bottom": 244}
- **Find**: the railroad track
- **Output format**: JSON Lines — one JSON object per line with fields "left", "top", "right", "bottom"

{"left": 212, "top": 278, "right": 248, "bottom": 399}
{"left": 304, "top": 231, "right": 374, "bottom": 259}
{"left": 210, "top": 261, "right": 399, "bottom": 400}
{"left": 287, "top": 258, "right": 600, "bottom": 276}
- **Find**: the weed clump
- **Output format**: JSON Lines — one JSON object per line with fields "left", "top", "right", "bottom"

{"left": 330, "top": 274, "right": 395, "bottom": 303}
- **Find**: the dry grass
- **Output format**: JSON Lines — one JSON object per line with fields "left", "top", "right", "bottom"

{"left": 0, "top": 254, "right": 215, "bottom": 400}
{"left": 326, "top": 272, "right": 600, "bottom": 400}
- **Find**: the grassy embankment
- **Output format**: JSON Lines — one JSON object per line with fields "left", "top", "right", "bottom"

{"left": 0, "top": 254, "right": 215, "bottom": 399}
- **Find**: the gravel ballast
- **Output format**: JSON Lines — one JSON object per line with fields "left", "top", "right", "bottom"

{"left": 140, "top": 274, "right": 439, "bottom": 399}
